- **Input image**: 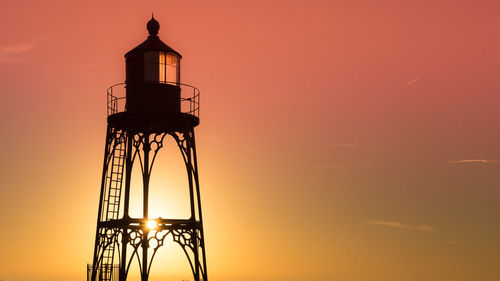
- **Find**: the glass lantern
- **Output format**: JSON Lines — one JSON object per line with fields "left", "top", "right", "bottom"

{"left": 144, "top": 51, "right": 180, "bottom": 86}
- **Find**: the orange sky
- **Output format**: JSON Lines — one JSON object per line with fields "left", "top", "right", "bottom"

{"left": 1, "top": 1, "right": 500, "bottom": 281}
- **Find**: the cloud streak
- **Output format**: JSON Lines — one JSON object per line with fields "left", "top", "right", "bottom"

{"left": 405, "top": 77, "right": 421, "bottom": 87}
{"left": 448, "top": 159, "right": 497, "bottom": 164}
{"left": 0, "top": 42, "right": 37, "bottom": 63}
{"left": 369, "top": 219, "right": 437, "bottom": 233}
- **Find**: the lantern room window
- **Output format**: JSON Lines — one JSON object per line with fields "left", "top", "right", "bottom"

{"left": 144, "top": 51, "right": 180, "bottom": 85}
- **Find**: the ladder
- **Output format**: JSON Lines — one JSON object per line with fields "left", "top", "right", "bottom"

{"left": 105, "top": 139, "right": 126, "bottom": 221}
{"left": 100, "top": 134, "right": 127, "bottom": 281}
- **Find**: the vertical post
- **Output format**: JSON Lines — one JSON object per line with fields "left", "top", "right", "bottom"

{"left": 92, "top": 126, "right": 112, "bottom": 281}
{"left": 123, "top": 133, "right": 133, "bottom": 216}
{"left": 185, "top": 130, "right": 196, "bottom": 219}
{"left": 143, "top": 133, "right": 150, "bottom": 219}
{"left": 187, "top": 130, "right": 201, "bottom": 281}
{"left": 120, "top": 132, "right": 133, "bottom": 281}
{"left": 191, "top": 129, "right": 208, "bottom": 281}
{"left": 142, "top": 133, "right": 150, "bottom": 281}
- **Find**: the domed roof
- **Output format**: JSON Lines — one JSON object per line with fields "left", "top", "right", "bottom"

{"left": 125, "top": 16, "right": 182, "bottom": 59}
{"left": 147, "top": 15, "right": 160, "bottom": 36}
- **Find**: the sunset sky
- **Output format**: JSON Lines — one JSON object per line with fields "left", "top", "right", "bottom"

{"left": 1, "top": 1, "right": 500, "bottom": 281}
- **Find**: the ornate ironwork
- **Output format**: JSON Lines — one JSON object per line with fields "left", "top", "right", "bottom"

{"left": 90, "top": 116, "right": 207, "bottom": 281}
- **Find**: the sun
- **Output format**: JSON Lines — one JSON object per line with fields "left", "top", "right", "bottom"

{"left": 146, "top": 220, "right": 157, "bottom": 230}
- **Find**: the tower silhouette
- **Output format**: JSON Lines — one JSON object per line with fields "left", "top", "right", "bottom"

{"left": 88, "top": 16, "right": 207, "bottom": 281}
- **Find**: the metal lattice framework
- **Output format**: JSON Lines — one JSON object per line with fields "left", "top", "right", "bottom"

{"left": 89, "top": 110, "right": 207, "bottom": 281}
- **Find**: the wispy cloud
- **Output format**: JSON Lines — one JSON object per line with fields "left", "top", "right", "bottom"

{"left": 448, "top": 159, "right": 497, "bottom": 164}
{"left": 405, "top": 77, "right": 421, "bottom": 87}
{"left": 0, "top": 42, "right": 37, "bottom": 63}
{"left": 369, "top": 219, "right": 437, "bottom": 233}
{"left": 1, "top": 43, "right": 35, "bottom": 54}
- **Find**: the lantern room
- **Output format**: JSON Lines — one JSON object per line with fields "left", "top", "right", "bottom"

{"left": 124, "top": 16, "right": 182, "bottom": 114}
{"left": 144, "top": 51, "right": 180, "bottom": 85}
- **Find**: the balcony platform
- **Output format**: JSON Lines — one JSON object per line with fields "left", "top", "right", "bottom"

{"left": 107, "top": 111, "right": 199, "bottom": 132}
{"left": 106, "top": 82, "right": 200, "bottom": 132}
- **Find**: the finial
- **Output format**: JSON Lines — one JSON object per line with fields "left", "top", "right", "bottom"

{"left": 147, "top": 15, "right": 160, "bottom": 37}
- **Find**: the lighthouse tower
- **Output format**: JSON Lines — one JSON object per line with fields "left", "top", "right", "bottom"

{"left": 88, "top": 16, "right": 207, "bottom": 281}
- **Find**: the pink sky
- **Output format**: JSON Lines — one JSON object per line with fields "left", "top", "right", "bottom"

{"left": 0, "top": 1, "right": 499, "bottom": 281}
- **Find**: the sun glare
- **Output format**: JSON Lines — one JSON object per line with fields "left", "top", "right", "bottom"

{"left": 146, "top": 220, "right": 157, "bottom": 230}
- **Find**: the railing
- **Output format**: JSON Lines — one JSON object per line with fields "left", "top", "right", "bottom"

{"left": 86, "top": 264, "right": 119, "bottom": 281}
{"left": 106, "top": 82, "right": 200, "bottom": 118}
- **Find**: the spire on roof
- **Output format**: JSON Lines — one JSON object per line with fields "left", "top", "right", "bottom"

{"left": 147, "top": 14, "right": 160, "bottom": 37}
